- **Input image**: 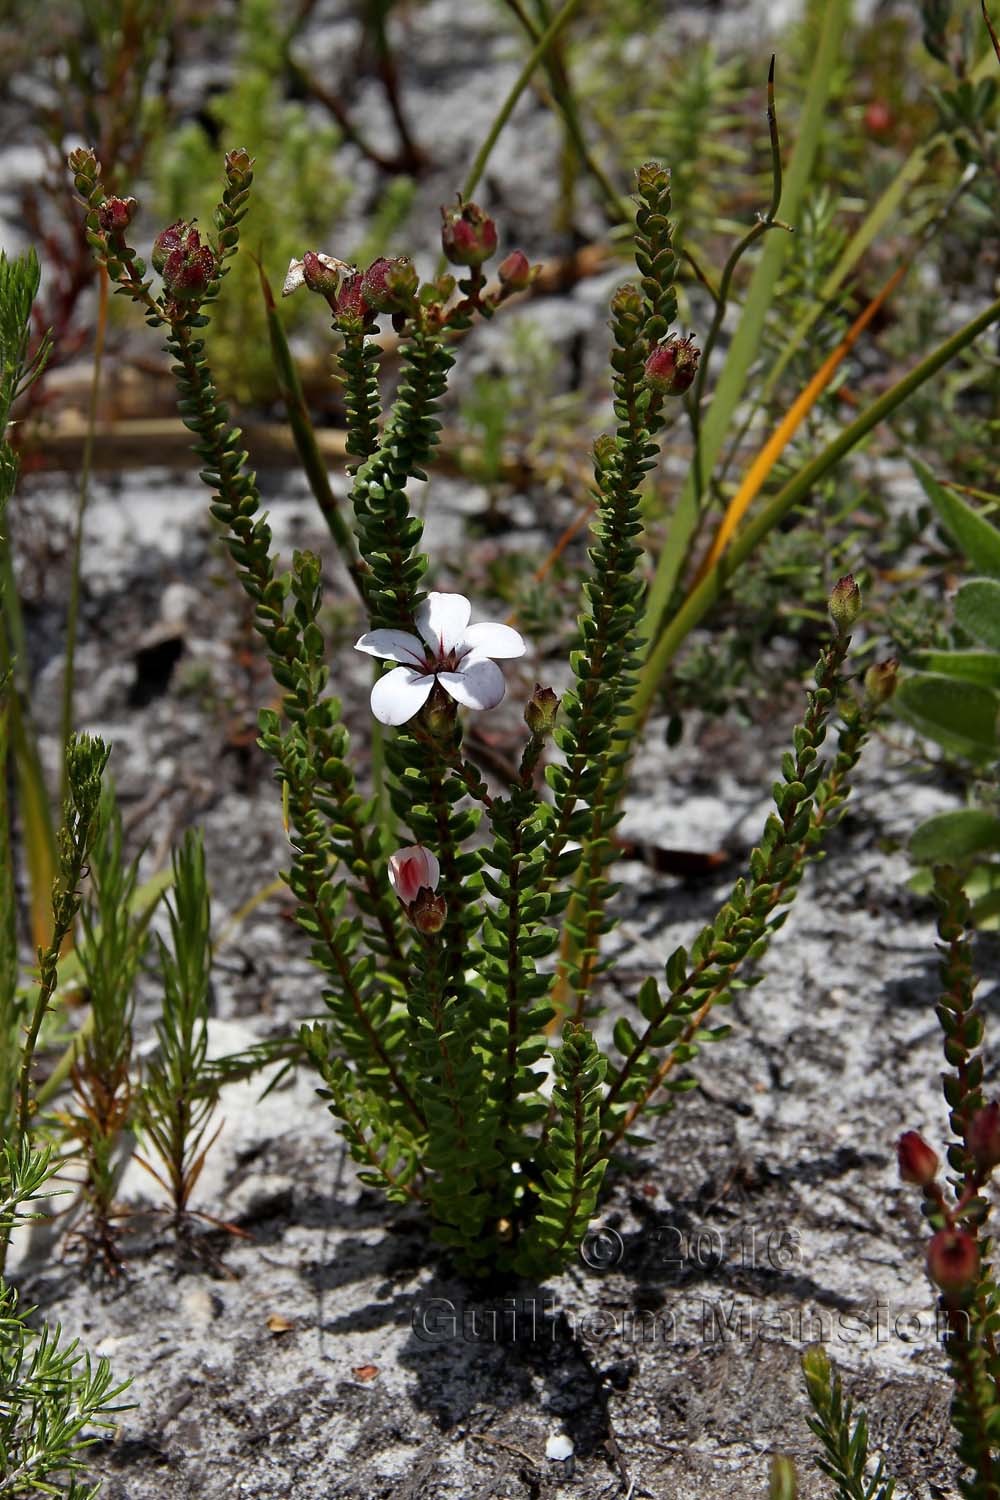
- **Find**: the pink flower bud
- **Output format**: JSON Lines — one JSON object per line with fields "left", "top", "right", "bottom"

{"left": 897, "top": 1131, "right": 939, "bottom": 1187}
{"left": 151, "top": 220, "right": 189, "bottom": 275}
{"left": 828, "top": 574, "right": 862, "bottom": 633}
{"left": 643, "top": 334, "right": 700, "bottom": 397}
{"left": 162, "top": 227, "right": 217, "bottom": 302}
{"left": 387, "top": 845, "right": 440, "bottom": 907}
{"left": 98, "top": 196, "right": 137, "bottom": 234}
{"left": 969, "top": 1102, "right": 1000, "bottom": 1170}
{"left": 440, "top": 199, "right": 498, "bottom": 267}
{"left": 927, "top": 1228, "right": 979, "bottom": 1294}
{"left": 497, "top": 250, "right": 533, "bottom": 291}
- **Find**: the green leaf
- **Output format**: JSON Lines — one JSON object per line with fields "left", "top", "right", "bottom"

{"left": 909, "top": 809, "right": 1000, "bottom": 864}
{"left": 955, "top": 578, "right": 1000, "bottom": 650}
{"left": 910, "top": 650, "right": 1000, "bottom": 688}
{"left": 895, "top": 672, "right": 998, "bottom": 758}
{"left": 912, "top": 458, "right": 1000, "bottom": 576}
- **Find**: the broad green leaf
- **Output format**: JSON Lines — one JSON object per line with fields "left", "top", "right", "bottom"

{"left": 910, "top": 650, "right": 1000, "bottom": 688}
{"left": 955, "top": 579, "right": 1000, "bottom": 649}
{"left": 895, "top": 673, "right": 998, "bottom": 759}
{"left": 909, "top": 810, "right": 1000, "bottom": 864}
{"left": 912, "top": 458, "right": 1000, "bottom": 577}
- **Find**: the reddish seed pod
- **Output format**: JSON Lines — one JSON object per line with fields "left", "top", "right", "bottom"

{"left": 643, "top": 333, "right": 700, "bottom": 397}
{"left": 497, "top": 250, "right": 533, "bottom": 291}
{"left": 335, "top": 270, "right": 369, "bottom": 320}
{"left": 151, "top": 220, "right": 189, "bottom": 275}
{"left": 927, "top": 1228, "right": 979, "bottom": 1295}
{"left": 969, "top": 1102, "right": 1000, "bottom": 1171}
{"left": 897, "top": 1131, "right": 939, "bottom": 1187}
{"left": 440, "top": 199, "right": 498, "bottom": 267}
{"left": 161, "top": 228, "right": 217, "bottom": 302}
{"left": 98, "top": 196, "right": 137, "bottom": 234}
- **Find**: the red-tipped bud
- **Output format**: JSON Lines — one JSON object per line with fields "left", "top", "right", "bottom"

{"left": 897, "top": 1131, "right": 939, "bottom": 1187}
{"left": 864, "top": 658, "right": 899, "bottom": 706}
{"left": 525, "top": 685, "right": 559, "bottom": 736}
{"left": 440, "top": 199, "right": 498, "bottom": 267}
{"left": 969, "top": 1102, "right": 1000, "bottom": 1171}
{"left": 828, "top": 574, "right": 862, "bottom": 633}
{"left": 98, "top": 196, "right": 137, "bottom": 234}
{"left": 497, "top": 250, "right": 533, "bottom": 291}
{"left": 927, "top": 1228, "right": 979, "bottom": 1295}
{"left": 151, "top": 220, "right": 190, "bottom": 274}
{"left": 162, "top": 227, "right": 217, "bottom": 302}
{"left": 643, "top": 333, "right": 700, "bottom": 397}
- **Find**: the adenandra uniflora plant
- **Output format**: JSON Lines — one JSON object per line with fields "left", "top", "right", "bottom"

{"left": 69, "top": 147, "right": 898, "bottom": 1275}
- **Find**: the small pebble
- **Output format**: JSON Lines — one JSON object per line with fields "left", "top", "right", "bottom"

{"left": 545, "top": 1432, "right": 574, "bottom": 1461}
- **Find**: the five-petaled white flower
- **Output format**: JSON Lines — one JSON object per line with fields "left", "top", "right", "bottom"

{"left": 355, "top": 592, "right": 526, "bottom": 726}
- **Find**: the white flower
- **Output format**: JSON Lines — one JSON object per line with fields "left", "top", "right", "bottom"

{"left": 355, "top": 592, "right": 526, "bottom": 726}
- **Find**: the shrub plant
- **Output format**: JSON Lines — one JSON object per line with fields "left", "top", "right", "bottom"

{"left": 64, "top": 144, "right": 909, "bottom": 1278}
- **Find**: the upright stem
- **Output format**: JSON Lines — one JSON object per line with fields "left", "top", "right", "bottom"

{"left": 60, "top": 267, "right": 108, "bottom": 804}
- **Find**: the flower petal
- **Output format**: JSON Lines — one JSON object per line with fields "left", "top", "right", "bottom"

{"left": 370, "top": 667, "right": 435, "bottom": 725}
{"left": 282, "top": 258, "right": 306, "bottom": 297}
{"left": 462, "top": 621, "right": 526, "bottom": 660}
{"left": 388, "top": 844, "right": 440, "bottom": 902}
{"left": 355, "top": 628, "right": 426, "bottom": 665}
{"left": 415, "top": 592, "right": 471, "bottom": 654}
{"left": 438, "top": 658, "right": 506, "bottom": 712}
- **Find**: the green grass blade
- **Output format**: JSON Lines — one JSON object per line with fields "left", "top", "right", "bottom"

{"left": 641, "top": 0, "right": 850, "bottom": 638}
{"left": 628, "top": 291, "right": 1000, "bottom": 728}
